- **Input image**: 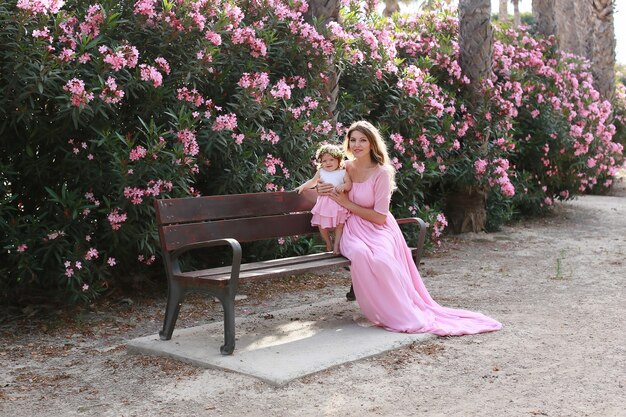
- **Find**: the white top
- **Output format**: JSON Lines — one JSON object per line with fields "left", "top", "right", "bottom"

{"left": 320, "top": 168, "right": 346, "bottom": 187}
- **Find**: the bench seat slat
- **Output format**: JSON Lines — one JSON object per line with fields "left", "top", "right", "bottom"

{"left": 174, "top": 255, "right": 351, "bottom": 286}
{"left": 186, "top": 252, "right": 343, "bottom": 277}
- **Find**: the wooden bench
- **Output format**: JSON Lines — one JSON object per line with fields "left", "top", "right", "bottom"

{"left": 154, "top": 190, "right": 427, "bottom": 355}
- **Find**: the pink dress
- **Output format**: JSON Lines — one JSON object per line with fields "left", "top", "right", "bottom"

{"left": 311, "top": 168, "right": 349, "bottom": 229}
{"left": 340, "top": 166, "right": 502, "bottom": 336}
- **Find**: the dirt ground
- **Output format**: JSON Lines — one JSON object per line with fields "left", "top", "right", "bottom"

{"left": 1, "top": 181, "right": 625, "bottom": 417}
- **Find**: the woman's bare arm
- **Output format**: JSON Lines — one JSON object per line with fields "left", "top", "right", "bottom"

{"left": 329, "top": 191, "right": 387, "bottom": 225}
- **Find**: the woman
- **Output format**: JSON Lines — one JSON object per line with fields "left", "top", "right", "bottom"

{"left": 319, "top": 120, "right": 502, "bottom": 336}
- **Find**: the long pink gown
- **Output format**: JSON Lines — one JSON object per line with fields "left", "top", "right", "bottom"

{"left": 340, "top": 166, "right": 502, "bottom": 336}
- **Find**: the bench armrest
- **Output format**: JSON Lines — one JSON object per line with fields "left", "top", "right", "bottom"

{"left": 396, "top": 217, "right": 427, "bottom": 266}
{"left": 169, "top": 238, "right": 242, "bottom": 289}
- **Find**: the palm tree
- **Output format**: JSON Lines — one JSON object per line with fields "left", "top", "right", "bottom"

{"left": 591, "top": 0, "right": 616, "bottom": 101}
{"left": 448, "top": 0, "right": 494, "bottom": 233}
{"left": 555, "top": 0, "right": 580, "bottom": 55}
{"left": 499, "top": 0, "right": 508, "bottom": 21}
{"left": 511, "top": 0, "right": 521, "bottom": 27}
{"left": 384, "top": 0, "right": 401, "bottom": 16}
{"left": 532, "top": 0, "right": 556, "bottom": 38}
{"left": 553, "top": 0, "right": 615, "bottom": 102}
{"left": 305, "top": 0, "right": 341, "bottom": 121}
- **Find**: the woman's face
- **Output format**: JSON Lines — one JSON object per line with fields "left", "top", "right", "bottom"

{"left": 348, "top": 130, "right": 371, "bottom": 160}
{"left": 320, "top": 153, "right": 340, "bottom": 171}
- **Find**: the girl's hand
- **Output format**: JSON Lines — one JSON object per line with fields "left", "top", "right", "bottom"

{"left": 335, "top": 184, "right": 345, "bottom": 193}
{"left": 316, "top": 179, "right": 334, "bottom": 196}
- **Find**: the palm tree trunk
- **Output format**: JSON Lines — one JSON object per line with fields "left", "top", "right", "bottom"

{"left": 384, "top": 0, "right": 400, "bottom": 17}
{"left": 555, "top": 0, "right": 581, "bottom": 55}
{"left": 511, "top": 0, "right": 521, "bottom": 27}
{"left": 459, "top": 0, "right": 494, "bottom": 103}
{"left": 451, "top": 0, "right": 494, "bottom": 233}
{"left": 591, "top": 0, "right": 616, "bottom": 101}
{"left": 499, "top": 0, "right": 508, "bottom": 20}
{"left": 532, "top": 0, "right": 556, "bottom": 38}
{"left": 304, "top": 0, "right": 341, "bottom": 121}
{"left": 574, "top": 0, "right": 593, "bottom": 59}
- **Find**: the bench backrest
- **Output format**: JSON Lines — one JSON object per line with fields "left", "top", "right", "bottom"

{"left": 155, "top": 191, "right": 318, "bottom": 252}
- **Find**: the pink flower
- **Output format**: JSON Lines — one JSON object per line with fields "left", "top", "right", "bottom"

{"left": 63, "top": 78, "right": 94, "bottom": 108}
{"left": 412, "top": 162, "right": 425, "bottom": 174}
{"left": 129, "top": 145, "right": 147, "bottom": 161}
{"left": 17, "top": 244, "right": 28, "bottom": 252}
{"left": 32, "top": 27, "right": 52, "bottom": 41}
{"left": 85, "top": 247, "right": 99, "bottom": 260}
{"left": 232, "top": 133, "right": 245, "bottom": 145}
{"left": 204, "top": 31, "right": 222, "bottom": 46}
{"left": 154, "top": 57, "right": 171, "bottom": 75}
{"left": 139, "top": 64, "right": 163, "bottom": 87}
{"left": 177, "top": 129, "right": 199, "bottom": 156}
{"left": 107, "top": 257, "right": 117, "bottom": 267}
{"left": 99, "top": 76, "right": 124, "bottom": 104}
{"left": 270, "top": 79, "right": 292, "bottom": 100}
{"left": 212, "top": 113, "right": 238, "bottom": 131}
{"left": 260, "top": 129, "right": 280, "bottom": 144}
{"left": 107, "top": 208, "right": 128, "bottom": 230}
{"left": 474, "top": 159, "right": 488, "bottom": 175}
{"left": 133, "top": 0, "right": 157, "bottom": 18}
{"left": 17, "top": 0, "right": 65, "bottom": 16}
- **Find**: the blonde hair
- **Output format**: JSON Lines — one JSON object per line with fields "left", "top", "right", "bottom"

{"left": 315, "top": 143, "right": 345, "bottom": 169}
{"left": 343, "top": 120, "right": 396, "bottom": 190}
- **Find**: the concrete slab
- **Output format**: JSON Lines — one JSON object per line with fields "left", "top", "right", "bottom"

{"left": 127, "top": 298, "right": 435, "bottom": 386}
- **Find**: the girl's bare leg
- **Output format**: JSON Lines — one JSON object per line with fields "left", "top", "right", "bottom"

{"left": 333, "top": 224, "right": 344, "bottom": 255}
{"left": 319, "top": 227, "right": 332, "bottom": 251}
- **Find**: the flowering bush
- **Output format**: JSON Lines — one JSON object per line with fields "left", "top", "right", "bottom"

{"left": 1, "top": 0, "right": 337, "bottom": 302}
{"left": 1, "top": 1, "right": 623, "bottom": 304}
{"left": 489, "top": 28, "right": 623, "bottom": 213}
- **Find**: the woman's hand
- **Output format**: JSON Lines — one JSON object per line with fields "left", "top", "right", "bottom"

{"left": 316, "top": 179, "right": 334, "bottom": 196}
{"left": 329, "top": 188, "right": 350, "bottom": 208}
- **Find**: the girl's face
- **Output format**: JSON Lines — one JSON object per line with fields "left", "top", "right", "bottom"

{"left": 348, "top": 130, "right": 371, "bottom": 160}
{"left": 320, "top": 153, "right": 340, "bottom": 171}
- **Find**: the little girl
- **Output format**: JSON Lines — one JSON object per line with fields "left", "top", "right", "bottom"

{"left": 296, "top": 144, "right": 352, "bottom": 255}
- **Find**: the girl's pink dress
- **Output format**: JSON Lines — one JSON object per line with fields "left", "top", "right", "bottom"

{"left": 340, "top": 166, "right": 502, "bottom": 336}
{"left": 311, "top": 168, "right": 349, "bottom": 229}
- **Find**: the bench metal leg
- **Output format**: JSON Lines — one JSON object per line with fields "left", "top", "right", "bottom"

{"left": 219, "top": 292, "right": 236, "bottom": 355}
{"left": 159, "top": 283, "right": 184, "bottom": 340}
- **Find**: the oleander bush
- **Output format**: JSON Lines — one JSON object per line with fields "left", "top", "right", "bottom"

{"left": 1, "top": 0, "right": 623, "bottom": 304}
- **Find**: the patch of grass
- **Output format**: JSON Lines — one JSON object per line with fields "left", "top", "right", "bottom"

{"left": 551, "top": 249, "right": 569, "bottom": 280}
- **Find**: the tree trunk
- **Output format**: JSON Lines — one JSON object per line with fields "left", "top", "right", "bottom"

{"left": 458, "top": 0, "right": 494, "bottom": 103}
{"left": 452, "top": 0, "right": 493, "bottom": 233}
{"left": 574, "top": 0, "right": 593, "bottom": 59}
{"left": 555, "top": 0, "right": 581, "bottom": 55}
{"left": 499, "top": 0, "right": 508, "bottom": 21}
{"left": 304, "top": 0, "right": 341, "bottom": 121}
{"left": 591, "top": 0, "right": 616, "bottom": 102}
{"left": 384, "top": 0, "right": 400, "bottom": 17}
{"left": 511, "top": 0, "right": 521, "bottom": 27}
{"left": 554, "top": 0, "right": 615, "bottom": 102}
{"left": 445, "top": 186, "right": 489, "bottom": 233}
{"left": 532, "top": 0, "right": 556, "bottom": 38}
